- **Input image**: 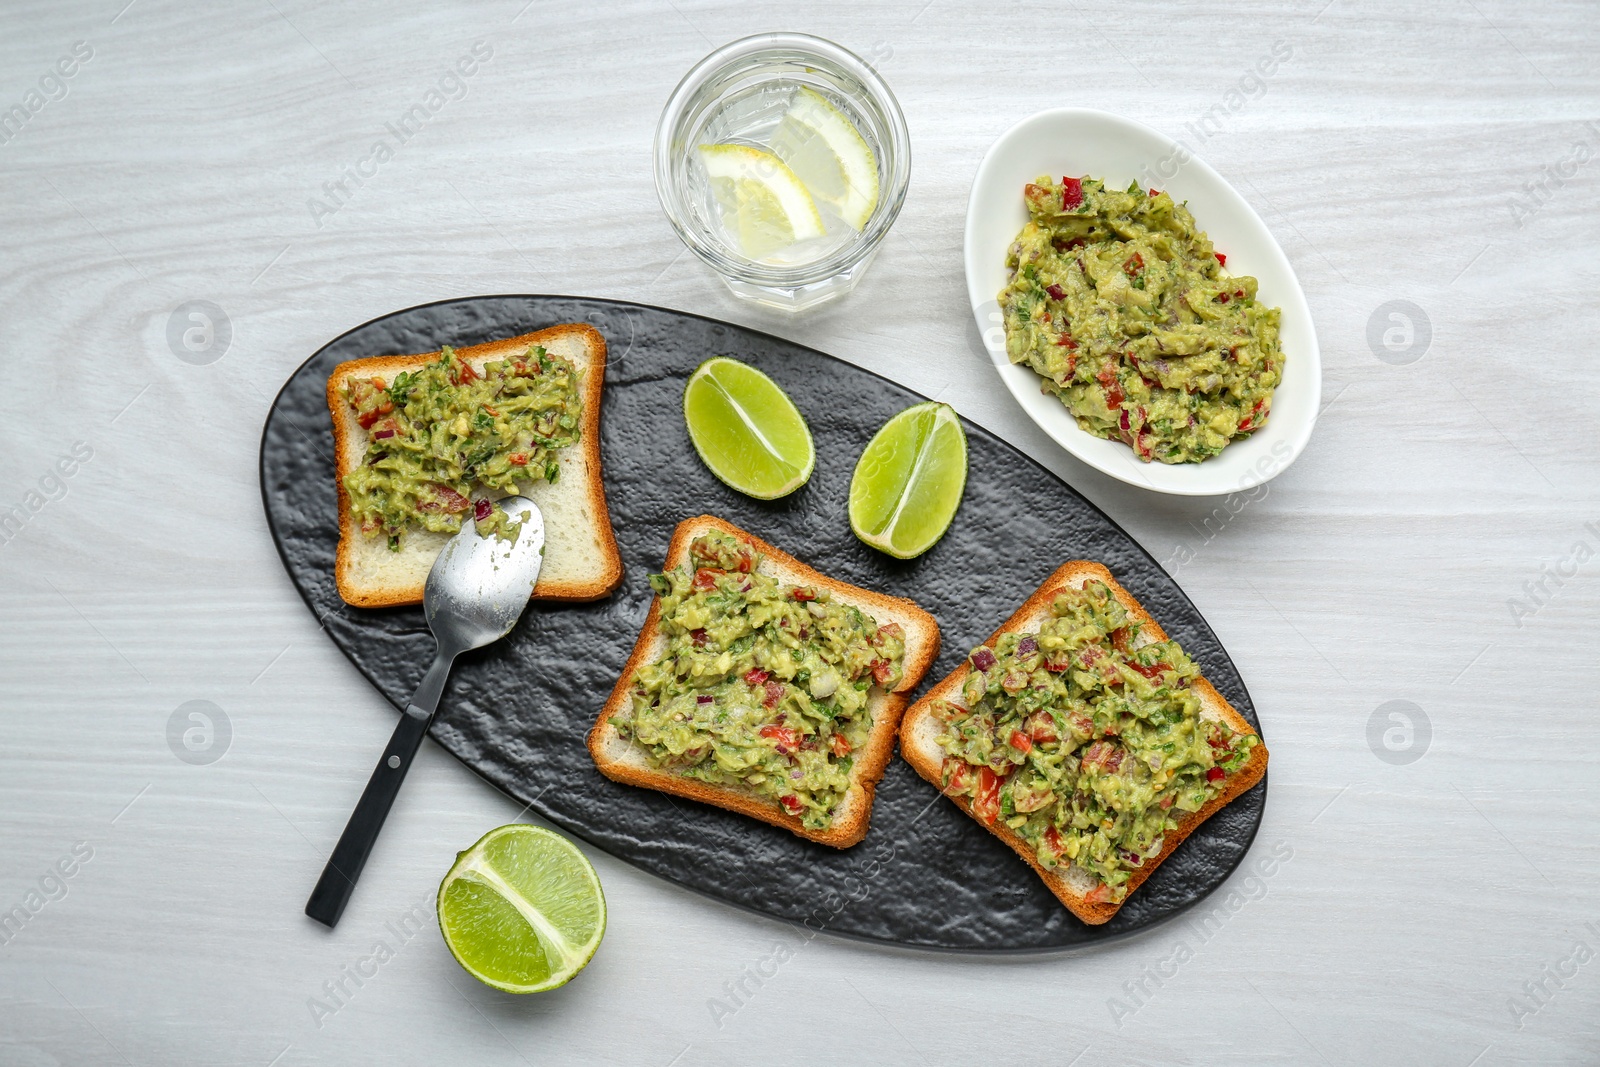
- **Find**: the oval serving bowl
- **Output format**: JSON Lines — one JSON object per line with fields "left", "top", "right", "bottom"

{"left": 964, "top": 108, "right": 1321, "bottom": 497}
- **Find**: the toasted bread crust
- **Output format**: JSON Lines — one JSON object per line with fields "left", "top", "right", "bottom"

{"left": 587, "top": 515, "right": 941, "bottom": 848}
{"left": 327, "top": 323, "right": 621, "bottom": 607}
{"left": 900, "top": 561, "right": 1268, "bottom": 924}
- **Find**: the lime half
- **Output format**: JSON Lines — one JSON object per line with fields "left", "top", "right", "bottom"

{"left": 437, "top": 824, "right": 606, "bottom": 994}
{"left": 697, "top": 144, "right": 826, "bottom": 260}
{"left": 768, "top": 87, "right": 879, "bottom": 232}
{"left": 684, "top": 357, "right": 815, "bottom": 499}
{"left": 849, "top": 402, "right": 968, "bottom": 559}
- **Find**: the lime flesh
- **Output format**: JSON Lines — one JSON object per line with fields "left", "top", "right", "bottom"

{"left": 683, "top": 357, "right": 815, "bottom": 500}
{"left": 849, "top": 402, "right": 968, "bottom": 559}
{"left": 437, "top": 824, "right": 606, "bottom": 994}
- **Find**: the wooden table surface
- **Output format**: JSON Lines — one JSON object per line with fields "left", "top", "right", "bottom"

{"left": 3, "top": 1, "right": 1597, "bottom": 1063}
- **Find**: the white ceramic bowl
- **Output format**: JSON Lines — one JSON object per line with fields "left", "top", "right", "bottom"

{"left": 964, "top": 108, "right": 1320, "bottom": 497}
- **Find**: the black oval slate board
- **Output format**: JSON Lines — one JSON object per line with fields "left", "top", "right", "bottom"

{"left": 260, "top": 295, "right": 1266, "bottom": 952}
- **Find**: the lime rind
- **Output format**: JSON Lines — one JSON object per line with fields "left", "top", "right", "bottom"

{"left": 437, "top": 824, "right": 607, "bottom": 994}
{"left": 684, "top": 357, "right": 815, "bottom": 500}
{"left": 849, "top": 402, "right": 968, "bottom": 559}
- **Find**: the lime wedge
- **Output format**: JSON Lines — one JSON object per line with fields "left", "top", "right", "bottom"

{"left": 437, "top": 825, "right": 606, "bottom": 994}
{"left": 683, "top": 357, "right": 815, "bottom": 499}
{"left": 697, "top": 144, "right": 826, "bottom": 259}
{"left": 768, "top": 87, "right": 879, "bottom": 232}
{"left": 849, "top": 402, "right": 968, "bottom": 559}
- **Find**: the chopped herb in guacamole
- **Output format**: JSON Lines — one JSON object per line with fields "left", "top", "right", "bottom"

{"left": 934, "top": 580, "right": 1256, "bottom": 902}
{"left": 613, "top": 531, "right": 906, "bottom": 830}
{"left": 343, "top": 345, "right": 580, "bottom": 546}
{"left": 1000, "top": 176, "right": 1284, "bottom": 463}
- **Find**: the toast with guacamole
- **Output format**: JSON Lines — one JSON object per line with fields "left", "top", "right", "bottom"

{"left": 588, "top": 516, "right": 940, "bottom": 848}
{"left": 327, "top": 323, "right": 621, "bottom": 607}
{"left": 899, "top": 562, "right": 1267, "bottom": 924}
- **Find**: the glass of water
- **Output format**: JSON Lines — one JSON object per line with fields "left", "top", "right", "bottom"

{"left": 654, "top": 33, "right": 911, "bottom": 312}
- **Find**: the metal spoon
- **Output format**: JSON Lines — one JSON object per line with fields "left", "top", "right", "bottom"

{"left": 305, "top": 496, "right": 546, "bottom": 928}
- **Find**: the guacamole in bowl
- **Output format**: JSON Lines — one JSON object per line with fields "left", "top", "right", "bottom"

{"left": 999, "top": 177, "right": 1284, "bottom": 464}
{"left": 963, "top": 108, "right": 1320, "bottom": 497}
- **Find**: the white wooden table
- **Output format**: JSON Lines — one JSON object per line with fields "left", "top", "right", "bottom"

{"left": 3, "top": 1, "right": 1597, "bottom": 1063}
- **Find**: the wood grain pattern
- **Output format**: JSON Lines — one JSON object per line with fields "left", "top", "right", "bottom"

{"left": 1, "top": 0, "right": 1597, "bottom": 1064}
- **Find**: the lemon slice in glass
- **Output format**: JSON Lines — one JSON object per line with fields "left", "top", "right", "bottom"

{"left": 437, "top": 825, "right": 607, "bottom": 994}
{"left": 683, "top": 356, "right": 814, "bottom": 499}
{"left": 697, "top": 144, "right": 826, "bottom": 260}
{"left": 849, "top": 402, "right": 968, "bottom": 559}
{"left": 768, "top": 86, "right": 879, "bottom": 232}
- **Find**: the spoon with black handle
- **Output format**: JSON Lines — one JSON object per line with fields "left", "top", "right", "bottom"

{"left": 305, "top": 496, "right": 546, "bottom": 928}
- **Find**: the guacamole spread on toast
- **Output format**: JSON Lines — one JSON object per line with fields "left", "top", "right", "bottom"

{"left": 933, "top": 580, "right": 1256, "bottom": 902}
{"left": 343, "top": 345, "right": 580, "bottom": 547}
{"left": 1000, "top": 177, "right": 1283, "bottom": 463}
{"left": 614, "top": 531, "right": 906, "bottom": 830}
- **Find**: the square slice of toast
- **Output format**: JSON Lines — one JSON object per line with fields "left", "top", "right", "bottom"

{"left": 327, "top": 323, "right": 622, "bottom": 607}
{"left": 587, "top": 515, "right": 941, "bottom": 848}
{"left": 899, "top": 562, "right": 1268, "bottom": 924}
